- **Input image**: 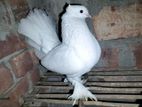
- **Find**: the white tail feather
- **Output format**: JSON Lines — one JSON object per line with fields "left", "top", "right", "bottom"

{"left": 18, "top": 9, "right": 60, "bottom": 58}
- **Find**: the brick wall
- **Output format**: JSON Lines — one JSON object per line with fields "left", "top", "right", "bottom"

{"left": 93, "top": 4, "right": 142, "bottom": 41}
{"left": 94, "top": 38, "right": 142, "bottom": 71}
{"left": 0, "top": 0, "right": 40, "bottom": 107}
{"left": 92, "top": 3, "right": 142, "bottom": 71}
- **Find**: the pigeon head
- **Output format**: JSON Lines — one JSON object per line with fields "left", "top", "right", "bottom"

{"left": 64, "top": 5, "right": 91, "bottom": 18}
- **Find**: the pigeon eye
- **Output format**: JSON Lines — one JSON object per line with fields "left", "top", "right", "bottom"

{"left": 80, "top": 10, "right": 83, "bottom": 13}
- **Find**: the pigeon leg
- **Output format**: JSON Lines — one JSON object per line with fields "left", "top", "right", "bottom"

{"left": 65, "top": 76, "right": 86, "bottom": 84}
{"left": 67, "top": 77, "right": 97, "bottom": 105}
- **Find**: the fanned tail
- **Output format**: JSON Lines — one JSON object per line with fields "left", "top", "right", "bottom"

{"left": 18, "top": 9, "right": 60, "bottom": 59}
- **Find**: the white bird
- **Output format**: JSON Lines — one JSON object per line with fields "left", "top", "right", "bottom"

{"left": 18, "top": 4, "right": 101, "bottom": 105}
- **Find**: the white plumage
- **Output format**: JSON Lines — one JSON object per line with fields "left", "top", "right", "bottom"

{"left": 18, "top": 5, "right": 101, "bottom": 105}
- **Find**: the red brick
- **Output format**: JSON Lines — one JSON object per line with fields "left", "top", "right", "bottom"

{"left": 93, "top": 4, "right": 142, "bottom": 40}
{"left": 101, "top": 48, "right": 119, "bottom": 69}
{"left": 29, "top": 50, "right": 39, "bottom": 65}
{"left": 30, "top": 66, "right": 40, "bottom": 84}
{"left": 7, "top": 34, "right": 27, "bottom": 50}
{"left": 0, "top": 75, "right": 29, "bottom": 107}
{"left": 10, "top": 51, "right": 33, "bottom": 78}
{"left": 9, "top": 75, "right": 29, "bottom": 104}
{"left": 10, "top": 0, "right": 27, "bottom": 6}
{"left": 133, "top": 44, "right": 142, "bottom": 69}
{"left": 10, "top": 0, "right": 29, "bottom": 21}
{"left": 0, "top": 34, "right": 27, "bottom": 59}
{"left": 0, "top": 100, "right": 20, "bottom": 107}
{"left": 0, "top": 64, "right": 13, "bottom": 94}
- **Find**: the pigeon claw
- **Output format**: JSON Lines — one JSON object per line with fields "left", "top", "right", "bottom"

{"left": 68, "top": 92, "right": 97, "bottom": 105}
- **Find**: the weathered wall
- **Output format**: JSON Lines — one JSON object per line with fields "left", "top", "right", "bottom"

{"left": 27, "top": 0, "right": 142, "bottom": 70}
{"left": 93, "top": 2, "right": 142, "bottom": 70}
{"left": 94, "top": 4, "right": 142, "bottom": 40}
{"left": 0, "top": 0, "right": 40, "bottom": 107}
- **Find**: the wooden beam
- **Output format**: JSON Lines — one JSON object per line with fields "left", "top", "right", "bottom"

{"left": 29, "top": 93, "right": 142, "bottom": 102}
{"left": 36, "top": 81, "right": 142, "bottom": 88}
{"left": 24, "top": 99, "right": 139, "bottom": 107}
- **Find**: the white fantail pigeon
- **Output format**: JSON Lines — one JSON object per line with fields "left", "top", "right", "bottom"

{"left": 18, "top": 4, "right": 101, "bottom": 105}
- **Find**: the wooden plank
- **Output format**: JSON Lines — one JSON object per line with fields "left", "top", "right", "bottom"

{"left": 41, "top": 75, "right": 142, "bottom": 82}
{"left": 90, "top": 87, "right": 142, "bottom": 94}
{"left": 34, "top": 86, "right": 142, "bottom": 94}
{"left": 79, "top": 100, "right": 85, "bottom": 107}
{"left": 24, "top": 70, "right": 142, "bottom": 107}
{"left": 84, "top": 101, "right": 139, "bottom": 107}
{"left": 36, "top": 81, "right": 142, "bottom": 88}
{"left": 0, "top": 97, "right": 9, "bottom": 100}
{"left": 24, "top": 99, "right": 139, "bottom": 107}
{"left": 34, "top": 85, "right": 72, "bottom": 89}
{"left": 88, "top": 76, "right": 142, "bottom": 81}
{"left": 36, "top": 81, "right": 68, "bottom": 86}
{"left": 40, "top": 76, "right": 63, "bottom": 81}
{"left": 41, "top": 75, "right": 65, "bottom": 78}
{"left": 45, "top": 70, "right": 142, "bottom": 76}
{"left": 86, "top": 82, "right": 142, "bottom": 88}
{"left": 31, "top": 93, "right": 142, "bottom": 102}
{"left": 88, "top": 70, "right": 142, "bottom": 76}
